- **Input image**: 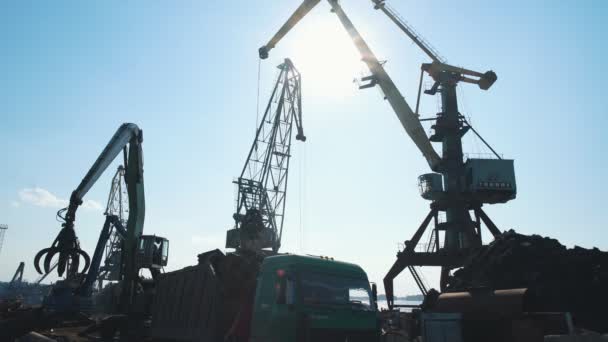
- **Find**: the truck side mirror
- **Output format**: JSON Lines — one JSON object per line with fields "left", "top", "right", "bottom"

{"left": 371, "top": 283, "right": 378, "bottom": 310}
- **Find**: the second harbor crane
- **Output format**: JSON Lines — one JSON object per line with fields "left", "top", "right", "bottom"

{"left": 259, "top": 0, "right": 516, "bottom": 308}
{"left": 150, "top": 59, "right": 310, "bottom": 341}
{"left": 227, "top": 58, "right": 306, "bottom": 255}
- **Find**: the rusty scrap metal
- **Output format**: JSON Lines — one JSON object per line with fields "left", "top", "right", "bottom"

{"left": 446, "top": 230, "right": 608, "bottom": 332}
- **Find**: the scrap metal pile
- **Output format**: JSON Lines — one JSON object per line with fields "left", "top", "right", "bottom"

{"left": 446, "top": 230, "right": 608, "bottom": 332}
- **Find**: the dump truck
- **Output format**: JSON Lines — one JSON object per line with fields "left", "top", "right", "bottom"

{"left": 150, "top": 253, "right": 379, "bottom": 342}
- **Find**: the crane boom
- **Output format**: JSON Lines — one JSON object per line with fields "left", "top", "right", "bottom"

{"left": 259, "top": 0, "right": 441, "bottom": 171}
{"left": 370, "top": 0, "right": 445, "bottom": 63}
{"left": 259, "top": 0, "right": 321, "bottom": 59}
{"left": 370, "top": 0, "right": 497, "bottom": 91}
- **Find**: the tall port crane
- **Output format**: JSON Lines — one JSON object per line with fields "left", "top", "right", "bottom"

{"left": 226, "top": 58, "right": 305, "bottom": 254}
{"left": 259, "top": 0, "right": 516, "bottom": 308}
{"left": 33, "top": 123, "right": 168, "bottom": 313}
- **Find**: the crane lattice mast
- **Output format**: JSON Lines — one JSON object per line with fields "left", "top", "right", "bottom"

{"left": 227, "top": 59, "right": 305, "bottom": 254}
{"left": 98, "top": 165, "right": 129, "bottom": 285}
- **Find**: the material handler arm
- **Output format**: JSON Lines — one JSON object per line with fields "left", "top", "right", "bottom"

{"left": 34, "top": 123, "right": 144, "bottom": 278}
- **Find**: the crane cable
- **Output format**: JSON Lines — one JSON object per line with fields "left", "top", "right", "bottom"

{"left": 457, "top": 86, "right": 502, "bottom": 160}
{"left": 298, "top": 143, "right": 306, "bottom": 253}
{"left": 457, "top": 86, "right": 479, "bottom": 156}
{"left": 256, "top": 58, "right": 262, "bottom": 136}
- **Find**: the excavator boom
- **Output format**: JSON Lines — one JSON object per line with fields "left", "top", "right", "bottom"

{"left": 73, "top": 123, "right": 142, "bottom": 202}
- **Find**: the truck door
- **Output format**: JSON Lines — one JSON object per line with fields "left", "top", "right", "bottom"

{"left": 270, "top": 269, "right": 297, "bottom": 342}
{"left": 251, "top": 271, "right": 272, "bottom": 341}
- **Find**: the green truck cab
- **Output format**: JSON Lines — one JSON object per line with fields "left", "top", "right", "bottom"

{"left": 250, "top": 254, "right": 379, "bottom": 342}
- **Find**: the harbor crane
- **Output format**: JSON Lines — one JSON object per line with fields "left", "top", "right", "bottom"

{"left": 148, "top": 59, "right": 308, "bottom": 342}
{"left": 226, "top": 58, "right": 305, "bottom": 254}
{"left": 259, "top": 0, "right": 516, "bottom": 308}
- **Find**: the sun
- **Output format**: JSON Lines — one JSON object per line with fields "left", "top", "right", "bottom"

{"left": 283, "top": 13, "right": 365, "bottom": 99}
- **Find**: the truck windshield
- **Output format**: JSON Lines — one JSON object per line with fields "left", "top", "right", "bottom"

{"left": 299, "top": 272, "right": 372, "bottom": 310}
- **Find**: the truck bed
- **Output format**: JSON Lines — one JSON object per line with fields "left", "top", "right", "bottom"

{"left": 150, "top": 262, "right": 221, "bottom": 341}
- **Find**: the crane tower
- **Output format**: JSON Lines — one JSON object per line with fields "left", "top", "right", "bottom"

{"left": 226, "top": 58, "right": 305, "bottom": 254}
{"left": 257, "top": 0, "right": 517, "bottom": 308}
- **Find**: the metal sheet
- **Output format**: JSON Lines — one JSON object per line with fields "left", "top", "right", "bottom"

{"left": 432, "top": 288, "right": 528, "bottom": 317}
{"left": 421, "top": 313, "right": 463, "bottom": 342}
{"left": 150, "top": 262, "right": 220, "bottom": 341}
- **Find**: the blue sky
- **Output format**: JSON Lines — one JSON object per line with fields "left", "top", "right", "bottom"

{"left": 0, "top": 1, "right": 606, "bottom": 295}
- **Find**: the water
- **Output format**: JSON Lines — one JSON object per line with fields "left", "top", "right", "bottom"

{"left": 376, "top": 300, "right": 421, "bottom": 311}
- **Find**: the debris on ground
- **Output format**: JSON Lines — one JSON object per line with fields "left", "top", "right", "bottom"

{"left": 447, "top": 230, "right": 608, "bottom": 332}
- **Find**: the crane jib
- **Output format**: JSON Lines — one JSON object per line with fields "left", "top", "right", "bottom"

{"left": 259, "top": 0, "right": 441, "bottom": 171}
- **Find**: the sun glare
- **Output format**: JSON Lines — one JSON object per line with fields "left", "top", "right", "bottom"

{"left": 285, "top": 16, "right": 364, "bottom": 98}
